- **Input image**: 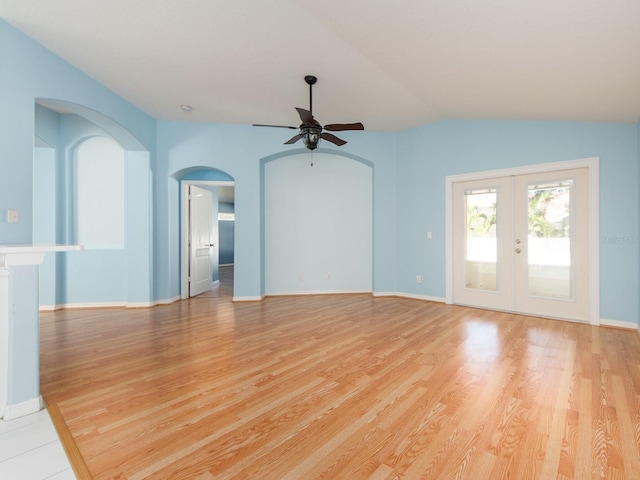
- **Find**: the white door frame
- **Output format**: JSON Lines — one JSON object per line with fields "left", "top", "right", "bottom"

{"left": 445, "top": 157, "right": 600, "bottom": 325}
{"left": 181, "top": 180, "right": 234, "bottom": 300}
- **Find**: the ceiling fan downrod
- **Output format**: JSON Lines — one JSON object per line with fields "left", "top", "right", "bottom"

{"left": 304, "top": 75, "right": 317, "bottom": 116}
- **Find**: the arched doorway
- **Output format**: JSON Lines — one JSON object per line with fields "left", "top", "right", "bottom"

{"left": 175, "top": 168, "right": 235, "bottom": 299}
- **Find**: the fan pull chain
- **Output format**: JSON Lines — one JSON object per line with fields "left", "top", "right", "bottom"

{"left": 310, "top": 151, "right": 314, "bottom": 167}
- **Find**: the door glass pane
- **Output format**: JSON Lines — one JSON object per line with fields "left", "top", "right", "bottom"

{"left": 527, "top": 180, "right": 571, "bottom": 298}
{"left": 465, "top": 189, "right": 497, "bottom": 291}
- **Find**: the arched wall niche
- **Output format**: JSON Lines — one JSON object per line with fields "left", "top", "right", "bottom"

{"left": 260, "top": 148, "right": 374, "bottom": 297}
{"left": 33, "top": 99, "right": 153, "bottom": 308}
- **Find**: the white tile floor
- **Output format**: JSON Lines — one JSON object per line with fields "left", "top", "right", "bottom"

{"left": 0, "top": 409, "right": 76, "bottom": 479}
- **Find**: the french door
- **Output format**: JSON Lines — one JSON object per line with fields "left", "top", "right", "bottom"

{"left": 452, "top": 168, "right": 589, "bottom": 322}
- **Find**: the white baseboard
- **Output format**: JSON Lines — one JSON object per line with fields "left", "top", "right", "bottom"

{"left": 265, "top": 289, "right": 371, "bottom": 297}
{"left": 599, "top": 318, "right": 639, "bottom": 330}
{"left": 125, "top": 302, "right": 157, "bottom": 308}
{"left": 395, "top": 292, "right": 446, "bottom": 303}
{"left": 233, "top": 295, "right": 264, "bottom": 302}
{"left": 154, "top": 296, "right": 181, "bottom": 306}
{"left": 40, "top": 302, "right": 125, "bottom": 310}
{"left": 2, "top": 395, "right": 43, "bottom": 420}
{"left": 40, "top": 296, "right": 183, "bottom": 311}
{"left": 373, "top": 291, "right": 446, "bottom": 303}
{"left": 38, "top": 295, "right": 639, "bottom": 334}
{"left": 39, "top": 304, "right": 63, "bottom": 311}
{"left": 257, "top": 290, "right": 446, "bottom": 302}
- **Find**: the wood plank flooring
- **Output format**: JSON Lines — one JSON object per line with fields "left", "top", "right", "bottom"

{"left": 40, "top": 268, "right": 640, "bottom": 479}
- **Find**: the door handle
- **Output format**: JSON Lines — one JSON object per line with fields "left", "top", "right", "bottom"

{"left": 205, "top": 243, "right": 215, "bottom": 247}
{"left": 515, "top": 248, "right": 521, "bottom": 254}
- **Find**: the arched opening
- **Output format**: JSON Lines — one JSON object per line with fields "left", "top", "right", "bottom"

{"left": 173, "top": 167, "right": 235, "bottom": 300}
{"left": 33, "top": 100, "right": 153, "bottom": 308}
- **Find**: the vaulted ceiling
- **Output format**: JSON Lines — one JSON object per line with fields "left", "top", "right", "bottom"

{"left": 2, "top": 0, "right": 640, "bottom": 131}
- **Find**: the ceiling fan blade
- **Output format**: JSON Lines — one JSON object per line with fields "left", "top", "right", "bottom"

{"left": 295, "top": 107, "right": 314, "bottom": 124}
{"left": 284, "top": 134, "right": 304, "bottom": 145}
{"left": 323, "top": 122, "right": 365, "bottom": 132}
{"left": 252, "top": 123, "right": 298, "bottom": 129}
{"left": 320, "top": 132, "right": 347, "bottom": 146}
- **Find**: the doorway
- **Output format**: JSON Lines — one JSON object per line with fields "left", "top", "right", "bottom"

{"left": 180, "top": 180, "right": 235, "bottom": 299}
{"left": 446, "top": 158, "right": 599, "bottom": 324}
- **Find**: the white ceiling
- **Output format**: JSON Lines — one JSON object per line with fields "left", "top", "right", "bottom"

{"left": 2, "top": 0, "right": 640, "bottom": 131}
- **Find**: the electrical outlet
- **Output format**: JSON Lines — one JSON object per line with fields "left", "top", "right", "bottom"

{"left": 416, "top": 275, "right": 422, "bottom": 284}
{"left": 427, "top": 231, "right": 432, "bottom": 239}
{"left": 7, "top": 209, "right": 18, "bottom": 224}
{"left": 327, "top": 273, "right": 332, "bottom": 280}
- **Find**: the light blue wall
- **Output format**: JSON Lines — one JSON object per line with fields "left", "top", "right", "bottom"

{"left": 263, "top": 152, "right": 373, "bottom": 294}
{"left": 33, "top": 106, "right": 153, "bottom": 306}
{"left": 33, "top": 146, "right": 57, "bottom": 307}
{"left": 395, "top": 120, "right": 639, "bottom": 325}
{"left": 0, "top": 19, "right": 156, "bottom": 245}
{"left": 155, "top": 121, "right": 396, "bottom": 300}
{"left": 7, "top": 265, "right": 40, "bottom": 404}
{"left": 5, "top": 14, "right": 639, "bottom": 418}
{"left": 1, "top": 18, "right": 639, "bottom": 325}
{"left": 0, "top": 19, "right": 158, "bottom": 407}
{"left": 182, "top": 170, "right": 234, "bottom": 182}
{"left": 125, "top": 150, "right": 154, "bottom": 304}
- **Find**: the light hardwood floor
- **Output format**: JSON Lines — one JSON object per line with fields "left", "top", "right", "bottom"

{"left": 40, "top": 268, "right": 640, "bottom": 479}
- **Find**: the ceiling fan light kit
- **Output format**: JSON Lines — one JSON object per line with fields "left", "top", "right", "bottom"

{"left": 253, "top": 75, "right": 364, "bottom": 151}
{"left": 302, "top": 128, "right": 321, "bottom": 150}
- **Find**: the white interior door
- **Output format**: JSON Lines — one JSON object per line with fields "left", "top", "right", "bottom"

{"left": 452, "top": 167, "right": 590, "bottom": 322}
{"left": 189, "top": 185, "right": 214, "bottom": 297}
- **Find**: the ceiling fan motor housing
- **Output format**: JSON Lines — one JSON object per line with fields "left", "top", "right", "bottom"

{"left": 301, "top": 126, "right": 322, "bottom": 150}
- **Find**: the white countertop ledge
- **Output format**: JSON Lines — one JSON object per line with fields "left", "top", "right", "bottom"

{"left": 0, "top": 245, "right": 83, "bottom": 267}
{"left": 0, "top": 244, "right": 83, "bottom": 253}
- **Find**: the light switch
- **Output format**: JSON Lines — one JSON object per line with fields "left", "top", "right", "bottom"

{"left": 7, "top": 209, "right": 18, "bottom": 224}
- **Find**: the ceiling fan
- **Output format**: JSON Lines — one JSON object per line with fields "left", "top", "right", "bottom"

{"left": 253, "top": 75, "right": 364, "bottom": 151}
